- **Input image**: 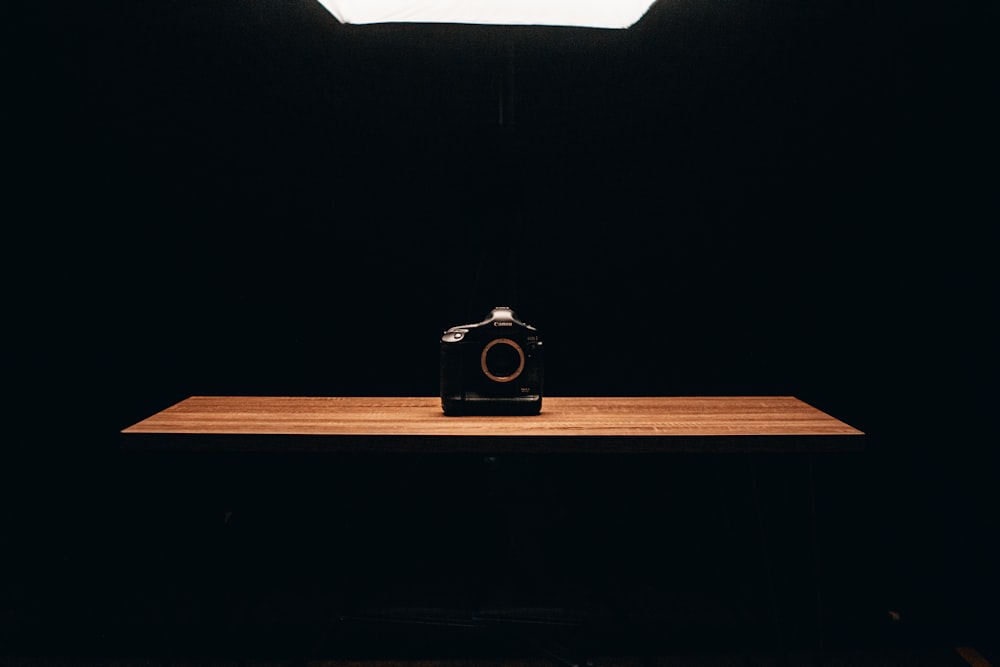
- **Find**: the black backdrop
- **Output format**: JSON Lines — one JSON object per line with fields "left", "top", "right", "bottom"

{"left": 6, "top": 0, "right": 997, "bottom": 659}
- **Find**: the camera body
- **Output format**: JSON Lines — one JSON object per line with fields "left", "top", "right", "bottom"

{"left": 440, "top": 306, "right": 544, "bottom": 416}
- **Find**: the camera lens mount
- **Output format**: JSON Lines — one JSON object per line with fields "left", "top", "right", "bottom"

{"left": 480, "top": 338, "right": 525, "bottom": 383}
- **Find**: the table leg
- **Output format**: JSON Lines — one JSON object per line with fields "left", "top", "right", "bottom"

{"left": 748, "top": 456, "right": 789, "bottom": 667}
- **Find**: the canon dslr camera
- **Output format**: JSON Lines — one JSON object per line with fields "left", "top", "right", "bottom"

{"left": 440, "top": 306, "right": 544, "bottom": 415}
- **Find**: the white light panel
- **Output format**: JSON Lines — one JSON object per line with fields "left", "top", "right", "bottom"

{"left": 314, "top": 0, "right": 657, "bottom": 29}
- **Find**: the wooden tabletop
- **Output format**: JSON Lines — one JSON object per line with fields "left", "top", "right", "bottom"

{"left": 120, "top": 396, "right": 864, "bottom": 453}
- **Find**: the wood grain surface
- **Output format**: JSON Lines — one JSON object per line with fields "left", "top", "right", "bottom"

{"left": 121, "top": 396, "right": 864, "bottom": 453}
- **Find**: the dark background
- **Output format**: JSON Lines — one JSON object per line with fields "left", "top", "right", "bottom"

{"left": 5, "top": 0, "right": 997, "bottom": 661}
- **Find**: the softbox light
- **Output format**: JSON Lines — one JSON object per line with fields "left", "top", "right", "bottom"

{"left": 313, "top": 0, "right": 658, "bottom": 29}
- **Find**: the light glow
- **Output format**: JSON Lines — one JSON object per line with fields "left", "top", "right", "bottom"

{"left": 314, "top": 0, "right": 657, "bottom": 29}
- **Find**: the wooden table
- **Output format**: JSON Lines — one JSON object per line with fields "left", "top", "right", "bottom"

{"left": 120, "top": 395, "right": 864, "bottom": 659}
{"left": 120, "top": 395, "right": 864, "bottom": 453}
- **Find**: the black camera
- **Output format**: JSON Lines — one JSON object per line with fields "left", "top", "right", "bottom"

{"left": 440, "top": 306, "right": 544, "bottom": 416}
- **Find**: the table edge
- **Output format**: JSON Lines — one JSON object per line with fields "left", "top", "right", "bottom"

{"left": 119, "top": 431, "right": 866, "bottom": 454}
